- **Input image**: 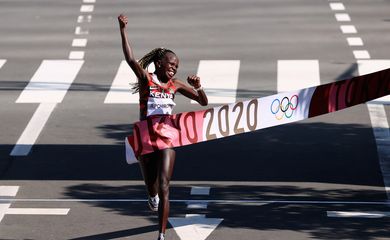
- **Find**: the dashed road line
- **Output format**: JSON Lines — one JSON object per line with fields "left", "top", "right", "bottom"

{"left": 329, "top": 1, "right": 390, "bottom": 200}
{"left": 340, "top": 25, "right": 357, "bottom": 34}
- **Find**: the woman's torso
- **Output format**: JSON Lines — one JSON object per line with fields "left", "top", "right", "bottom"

{"left": 139, "top": 73, "right": 177, "bottom": 120}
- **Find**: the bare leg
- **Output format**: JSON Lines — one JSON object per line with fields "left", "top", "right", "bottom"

{"left": 157, "top": 148, "right": 176, "bottom": 234}
{"left": 139, "top": 152, "right": 159, "bottom": 197}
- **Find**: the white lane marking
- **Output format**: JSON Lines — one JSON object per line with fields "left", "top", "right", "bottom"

{"left": 16, "top": 60, "right": 84, "bottom": 103}
{"left": 187, "top": 202, "right": 208, "bottom": 209}
{"left": 191, "top": 186, "right": 211, "bottom": 195}
{"left": 10, "top": 103, "right": 57, "bottom": 156}
{"left": 72, "top": 38, "right": 87, "bottom": 47}
{"left": 83, "top": 0, "right": 96, "bottom": 3}
{"left": 0, "top": 203, "right": 11, "bottom": 222}
{"left": 104, "top": 60, "right": 138, "bottom": 104}
{"left": 192, "top": 60, "right": 240, "bottom": 104}
{"left": 329, "top": 2, "right": 345, "bottom": 11}
{"left": 75, "top": 26, "right": 89, "bottom": 35}
{"left": 69, "top": 51, "right": 85, "bottom": 60}
{"left": 327, "top": 211, "right": 390, "bottom": 218}
{"left": 357, "top": 60, "right": 390, "bottom": 104}
{"left": 169, "top": 214, "right": 223, "bottom": 240}
{"left": 353, "top": 50, "right": 370, "bottom": 59}
{"left": 0, "top": 186, "right": 18, "bottom": 222}
{"left": 5, "top": 208, "right": 69, "bottom": 215}
{"left": 80, "top": 5, "right": 94, "bottom": 13}
{"left": 0, "top": 198, "right": 389, "bottom": 205}
{"left": 358, "top": 60, "right": 390, "bottom": 199}
{"left": 0, "top": 186, "right": 19, "bottom": 197}
{"left": 77, "top": 15, "right": 92, "bottom": 23}
{"left": 335, "top": 13, "right": 351, "bottom": 21}
{"left": 347, "top": 37, "right": 364, "bottom": 46}
{"left": 340, "top": 25, "right": 357, "bottom": 34}
{"left": 0, "top": 59, "right": 6, "bottom": 69}
{"left": 277, "top": 60, "right": 320, "bottom": 92}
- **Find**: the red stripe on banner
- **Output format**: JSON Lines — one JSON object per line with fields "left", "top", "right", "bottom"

{"left": 309, "top": 68, "right": 390, "bottom": 117}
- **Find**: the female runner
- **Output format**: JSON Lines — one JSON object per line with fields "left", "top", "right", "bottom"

{"left": 118, "top": 14, "right": 208, "bottom": 240}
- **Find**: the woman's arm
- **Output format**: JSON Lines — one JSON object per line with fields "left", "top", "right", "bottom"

{"left": 118, "top": 14, "right": 148, "bottom": 81}
{"left": 174, "top": 75, "right": 208, "bottom": 106}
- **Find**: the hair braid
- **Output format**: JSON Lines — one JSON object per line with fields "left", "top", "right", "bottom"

{"left": 131, "top": 47, "right": 175, "bottom": 93}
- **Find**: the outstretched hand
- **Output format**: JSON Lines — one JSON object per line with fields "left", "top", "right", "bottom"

{"left": 187, "top": 75, "right": 201, "bottom": 89}
{"left": 118, "top": 14, "right": 128, "bottom": 29}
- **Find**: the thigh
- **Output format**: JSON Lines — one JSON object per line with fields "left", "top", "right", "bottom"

{"left": 139, "top": 152, "right": 159, "bottom": 182}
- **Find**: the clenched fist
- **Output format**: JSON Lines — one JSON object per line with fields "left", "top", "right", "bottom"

{"left": 187, "top": 75, "right": 201, "bottom": 89}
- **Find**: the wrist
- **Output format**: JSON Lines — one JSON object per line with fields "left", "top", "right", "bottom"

{"left": 194, "top": 86, "right": 203, "bottom": 91}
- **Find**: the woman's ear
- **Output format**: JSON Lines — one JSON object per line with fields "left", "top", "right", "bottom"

{"left": 155, "top": 60, "right": 162, "bottom": 69}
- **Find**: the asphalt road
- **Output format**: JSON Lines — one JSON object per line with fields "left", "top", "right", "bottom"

{"left": 0, "top": 0, "right": 390, "bottom": 239}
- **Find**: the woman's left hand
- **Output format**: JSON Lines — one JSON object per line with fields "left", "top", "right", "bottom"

{"left": 187, "top": 75, "right": 201, "bottom": 89}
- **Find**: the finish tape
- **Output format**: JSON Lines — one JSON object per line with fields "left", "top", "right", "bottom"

{"left": 125, "top": 68, "right": 390, "bottom": 164}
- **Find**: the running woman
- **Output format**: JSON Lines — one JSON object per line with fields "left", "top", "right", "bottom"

{"left": 118, "top": 14, "right": 208, "bottom": 240}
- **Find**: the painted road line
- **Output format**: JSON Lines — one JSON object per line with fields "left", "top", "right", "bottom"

{"left": 329, "top": 2, "right": 345, "bottom": 11}
{"left": 191, "top": 187, "right": 211, "bottom": 195}
{"left": 77, "top": 15, "right": 92, "bottom": 23}
{"left": 169, "top": 214, "right": 223, "bottom": 240}
{"left": 0, "top": 185, "right": 18, "bottom": 222}
{"left": 277, "top": 60, "right": 320, "bottom": 92}
{"left": 327, "top": 211, "right": 390, "bottom": 218}
{"left": 192, "top": 60, "right": 240, "bottom": 104}
{"left": 0, "top": 186, "right": 19, "bottom": 197}
{"left": 75, "top": 26, "right": 89, "bottom": 35}
{"left": 80, "top": 5, "right": 94, "bottom": 13}
{"left": 0, "top": 198, "right": 389, "bottom": 205}
{"left": 83, "top": 0, "right": 96, "bottom": 3}
{"left": 347, "top": 37, "right": 363, "bottom": 46}
{"left": 72, "top": 38, "right": 87, "bottom": 47}
{"left": 16, "top": 60, "right": 84, "bottom": 103}
{"left": 104, "top": 60, "right": 138, "bottom": 104}
{"left": 353, "top": 50, "right": 370, "bottom": 59}
{"left": 357, "top": 60, "right": 390, "bottom": 104}
{"left": 335, "top": 13, "right": 351, "bottom": 22}
{"left": 69, "top": 51, "right": 85, "bottom": 60}
{"left": 10, "top": 103, "right": 57, "bottom": 156}
{"left": 340, "top": 25, "right": 357, "bottom": 34}
{"left": 0, "top": 59, "right": 6, "bottom": 69}
{"left": 187, "top": 202, "right": 208, "bottom": 209}
{"left": 0, "top": 203, "right": 11, "bottom": 222}
{"left": 5, "top": 208, "right": 69, "bottom": 215}
{"left": 358, "top": 60, "right": 390, "bottom": 199}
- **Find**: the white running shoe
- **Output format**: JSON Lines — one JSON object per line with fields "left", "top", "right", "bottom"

{"left": 157, "top": 233, "right": 165, "bottom": 240}
{"left": 148, "top": 195, "right": 159, "bottom": 212}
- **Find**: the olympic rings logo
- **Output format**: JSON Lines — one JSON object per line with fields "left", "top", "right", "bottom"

{"left": 270, "top": 95, "right": 299, "bottom": 120}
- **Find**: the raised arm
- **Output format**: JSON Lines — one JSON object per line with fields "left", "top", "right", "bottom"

{"left": 174, "top": 75, "right": 208, "bottom": 106}
{"left": 118, "top": 14, "right": 148, "bottom": 81}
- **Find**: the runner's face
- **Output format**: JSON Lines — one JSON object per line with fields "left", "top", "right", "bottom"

{"left": 161, "top": 52, "right": 179, "bottom": 80}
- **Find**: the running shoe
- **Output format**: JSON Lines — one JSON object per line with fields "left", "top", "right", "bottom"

{"left": 157, "top": 233, "right": 165, "bottom": 240}
{"left": 148, "top": 195, "right": 159, "bottom": 212}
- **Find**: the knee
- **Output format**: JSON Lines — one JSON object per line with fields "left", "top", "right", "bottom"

{"left": 159, "top": 177, "right": 170, "bottom": 195}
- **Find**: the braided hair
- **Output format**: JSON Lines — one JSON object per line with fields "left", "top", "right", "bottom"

{"left": 131, "top": 47, "right": 176, "bottom": 93}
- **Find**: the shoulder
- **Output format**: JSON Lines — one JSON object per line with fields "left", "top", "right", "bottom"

{"left": 172, "top": 78, "right": 185, "bottom": 88}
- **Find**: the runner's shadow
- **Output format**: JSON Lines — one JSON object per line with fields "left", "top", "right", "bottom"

{"left": 69, "top": 225, "right": 157, "bottom": 240}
